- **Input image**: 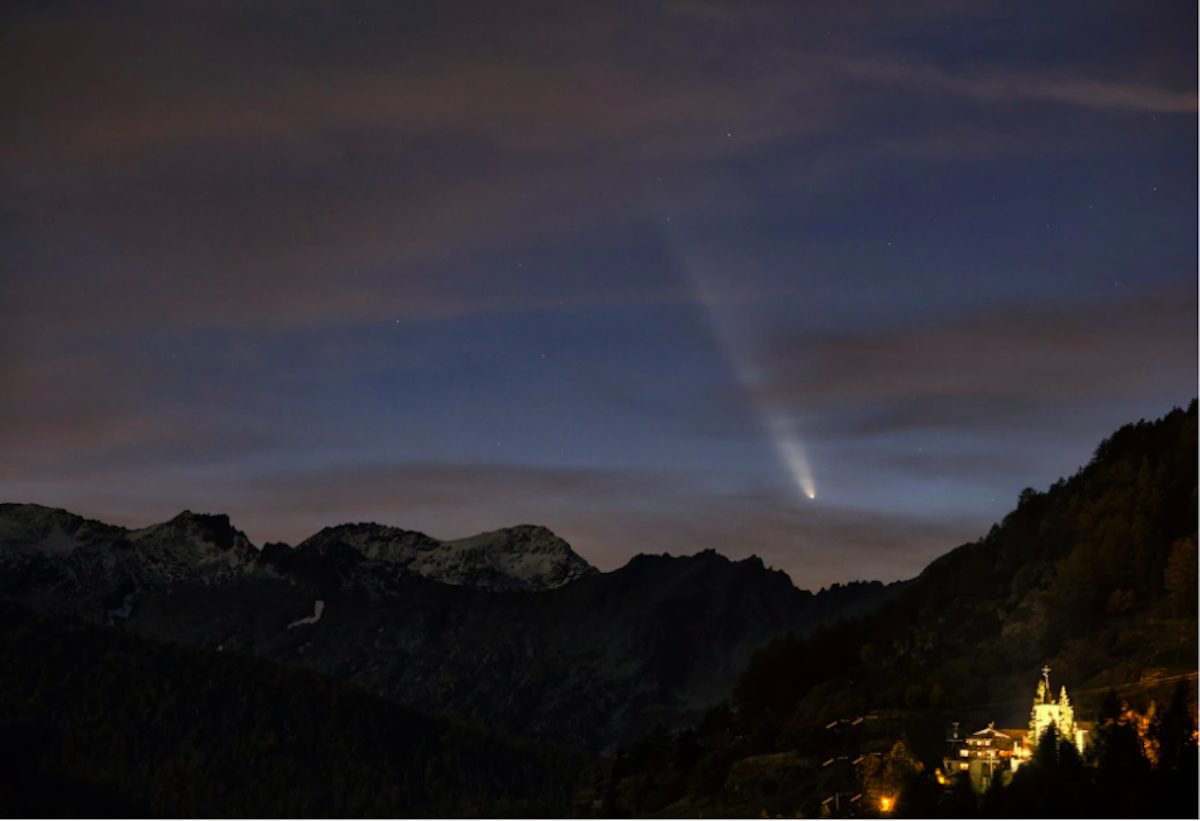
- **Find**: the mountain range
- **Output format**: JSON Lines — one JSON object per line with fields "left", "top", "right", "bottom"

{"left": 6, "top": 402, "right": 1191, "bottom": 816}
{"left": 0, "top": 504, "right": 899, "bottom": 754}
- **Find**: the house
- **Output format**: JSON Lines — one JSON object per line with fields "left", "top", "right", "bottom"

{"left": 942, "top": 722, "right": 1020, "bottom": 791}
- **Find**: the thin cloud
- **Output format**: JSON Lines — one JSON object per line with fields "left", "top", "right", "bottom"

{"left": 3, "top": 1, "right": 1191, "bottom": 341}
{"left": 839, "top": 57, "right": 1197, "bottom": 114}
{"left": 751, "top": 286, "right": 1197, "bottom": 437}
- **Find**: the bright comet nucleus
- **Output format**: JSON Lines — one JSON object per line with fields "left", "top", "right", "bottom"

{"left": 769, "top": 414, "right": 818, "bottom": 501}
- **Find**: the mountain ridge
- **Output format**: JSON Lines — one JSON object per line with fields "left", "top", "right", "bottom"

{"left": 0, "top": 503, "right": 598, "bottom": 594}
{"left": 0, "top": 502, "right": 904, "bottom": 753}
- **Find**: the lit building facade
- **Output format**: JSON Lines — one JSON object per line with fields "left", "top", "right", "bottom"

{"left": 1012, "top": 665, "right": 1087, "bottom": 771}
{"left": 942, "top": 722, "right": 1019, "bottom": 791}
{"left": 941, "top": 667, "right": 1088, "bottom": 792}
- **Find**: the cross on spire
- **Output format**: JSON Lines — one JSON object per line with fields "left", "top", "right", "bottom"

{"left": 1042, "top": 665, "right": 1052, "bottom": 701}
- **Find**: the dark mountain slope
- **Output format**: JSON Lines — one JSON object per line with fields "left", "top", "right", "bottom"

{"left": 730, "top": 401, "right": 1197, "bottom": 730}
{"left": 0, "top": 599, "right": 590, "bottom": 818}
{"left": 589, "top": 400, "right": 1198, "bottom": 817}
{"left": 113, "top": 549, "right": 900, "bottom": 752}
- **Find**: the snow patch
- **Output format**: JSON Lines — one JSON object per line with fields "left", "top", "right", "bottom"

{"left": 107, "top": 591, "right": 136, "bottom": 624}
{"left": 287, "top": 599, "right": 324, "bottom": 629}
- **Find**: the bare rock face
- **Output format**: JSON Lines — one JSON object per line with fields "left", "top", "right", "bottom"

{"left": 0, "top": 504, "right": 260, "bottom": 624}
{"left": 0, "top": 504, "right": 131, "bottom": 561}
{"left": 294, "top": 522, "right": 597, "bottom": 593}
{"left": 126, "top": 511, "right": 259, "bottom": 585}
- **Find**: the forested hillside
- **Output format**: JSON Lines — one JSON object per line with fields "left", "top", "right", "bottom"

{"left": 0, "top": 601, "right": 591, "bottom": 818}
{"left": 586, "top": 400, "right": 1198, "bottom": 817}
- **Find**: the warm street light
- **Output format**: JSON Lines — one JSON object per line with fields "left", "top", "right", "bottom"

{"left": 879, "top": 796, "right": 894, "bottom": 813}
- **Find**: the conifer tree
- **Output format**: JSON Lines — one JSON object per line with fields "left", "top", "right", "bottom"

{"left": 1028, "top": 680, "right": 1047, "bottom": 741}
{"left": 1056, "top": 686, "right": 1075, "bottom": 747}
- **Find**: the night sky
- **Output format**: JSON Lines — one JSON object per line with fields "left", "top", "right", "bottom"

{"left": 2, "top": 1, "right": 1196, "bottom": 590}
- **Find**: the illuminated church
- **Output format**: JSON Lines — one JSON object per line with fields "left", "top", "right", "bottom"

{"left": 1012, "top": 665, "right": 1088, "bottom": 770}
{"left": 943, "top": 666, "right": 1088, "bottom": 790}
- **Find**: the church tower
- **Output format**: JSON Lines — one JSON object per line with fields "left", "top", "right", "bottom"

{"left": 1029, "top": 665, "right": 1061, "bottom": 743}
{"left": 1020, "top": 666, "right": 1086, "bottom": 764}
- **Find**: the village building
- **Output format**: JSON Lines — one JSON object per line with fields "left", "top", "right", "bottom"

{"left": 942, "top": 722, "right": 1023, "bottom": 791}
{"left": 942, "top": 666, "right": 1088, "bottom": 792}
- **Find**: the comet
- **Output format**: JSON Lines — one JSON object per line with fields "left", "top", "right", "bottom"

{"left": 770, "top": 415, "right": 817, "bottom": 500}
{"left": 663, "top": 223, "right": 817, "bottom": 503}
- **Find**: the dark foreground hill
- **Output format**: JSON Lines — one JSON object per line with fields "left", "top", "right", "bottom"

{"left": 588, "top": 400, "right": 1198, "bottom": 818}
{"left": 0, "top": 599, "right": 591, "bottom": 818}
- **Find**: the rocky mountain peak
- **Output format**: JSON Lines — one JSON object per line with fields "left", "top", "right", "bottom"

{"left": 161, "top": 511, "right": 243, "bottom": 551}
{"left": 289, "top": 521, "right": 597, "bottom": 592}
{"left": 0, "top": 504, "right": 123, "bottom": 556}
{"left": 439, "top": 525, "right": 597, "bottom": 591}
{"left": 302, "top": 522, "right": 443, "bottom": 560}
{"left": 128, "top": 511, "right": 257, "bottom": 585}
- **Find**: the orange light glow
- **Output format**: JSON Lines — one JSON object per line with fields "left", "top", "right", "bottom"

{"left": 880, "top": 796, "right": 893, "bottom": 813}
